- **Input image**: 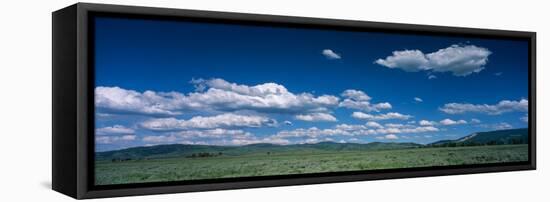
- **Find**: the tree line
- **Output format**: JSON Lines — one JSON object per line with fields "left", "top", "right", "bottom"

{"left": 186, "top": 152, "right": 224, "bottom": 158}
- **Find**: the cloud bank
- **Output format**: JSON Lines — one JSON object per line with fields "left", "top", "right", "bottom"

{"left": 351, "top": 112, "right": 412, "bottom": 121}
{"left": 140, "top": 113, "right": 276, "bottom": 131}
{"left": 95, "top": 125, "right": 136, "bottom": 144}
{"left": 439, "top": 99, "right": 528, "bottom": 115}
{"left": 97, "top": 78, "right": 341, "bottom": 117}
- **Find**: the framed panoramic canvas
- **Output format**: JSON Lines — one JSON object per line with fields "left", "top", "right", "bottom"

{"left": 52, "top": 3, "right": 536, "bottom": 199}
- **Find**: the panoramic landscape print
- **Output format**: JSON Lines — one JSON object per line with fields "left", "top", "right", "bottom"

{"left": 93, "top": 16, "right": 529, "bottom": 185}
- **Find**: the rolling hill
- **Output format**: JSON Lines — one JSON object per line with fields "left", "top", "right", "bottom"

{"left": 96, "top": 141, "right": 423, "bottom": 161}
{"left": 96, "top": 128, "right": 528, "bottom": 161}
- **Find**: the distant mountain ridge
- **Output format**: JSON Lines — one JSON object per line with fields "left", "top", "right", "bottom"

{"left": 96, "top": 128, "right": 528, "bottom": 161}
{"left": 96, "top": 141, "right": 423, "bottom": 161}
{"left": 429, "top": 128, "right": 528, "bottom": 146}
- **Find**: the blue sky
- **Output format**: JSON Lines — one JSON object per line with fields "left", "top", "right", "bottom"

{"left": 94, "top": 16, "right": 529, "bottom": 152}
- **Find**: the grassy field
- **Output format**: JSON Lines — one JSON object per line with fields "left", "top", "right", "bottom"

{"left": 95, "top": 144, "right": 528, "bottom": 185}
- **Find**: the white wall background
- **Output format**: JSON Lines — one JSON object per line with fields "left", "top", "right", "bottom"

{"left": 0, "top": 0, "right": 547, "bottom": 201}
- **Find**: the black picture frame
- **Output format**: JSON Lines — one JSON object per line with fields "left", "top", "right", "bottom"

{"left": 52, "top": 2, "right": 536, "bottom": 199}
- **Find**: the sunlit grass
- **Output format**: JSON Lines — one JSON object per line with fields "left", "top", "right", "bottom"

{"left": 95, "top": 144, "right": 528, "bottom": 185}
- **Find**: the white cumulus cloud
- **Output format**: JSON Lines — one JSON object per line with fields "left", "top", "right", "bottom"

{"left": 375, "top": 50, "right": 430, "bottom": 72}
{"left": 366, "top": 121, "right": 384, "bottom": 128}
{"left": 295, "top": 113, "right": 338, "bottom": 122}
{"left": 339, "top": 89, "right": 392, "bottom": 112}
{"left": 341, "top": 89, "right": 371, "bottom": 101}
{"left": 95, "top": 86, "right": 183, "bottom": 116}
{"left": 351, "top": 112, "right": 412, "bottom": 120}
{"left": 439, "top": 118, "right": 467, "bottom": 126}
{"left": 95, "top": 125, "right": 137, "bottom": 144}
{"left": 96, "top": 125, "right": 135, "bottom": 136}
{"left": 419, "top": 120, "right": 437, "bottom": 126}
{"left": 375, "top": 44, "right": 492, "bottom": 76}
{"left": 322, "top": 49, "right": 341, "bottom": 59}
{"left": 439, "top": 99, "right": 528, "bottom": 115}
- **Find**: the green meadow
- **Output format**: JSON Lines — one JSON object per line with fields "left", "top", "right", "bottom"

{"left": 95, "top": 144, "right": 528, "bottom": 185}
